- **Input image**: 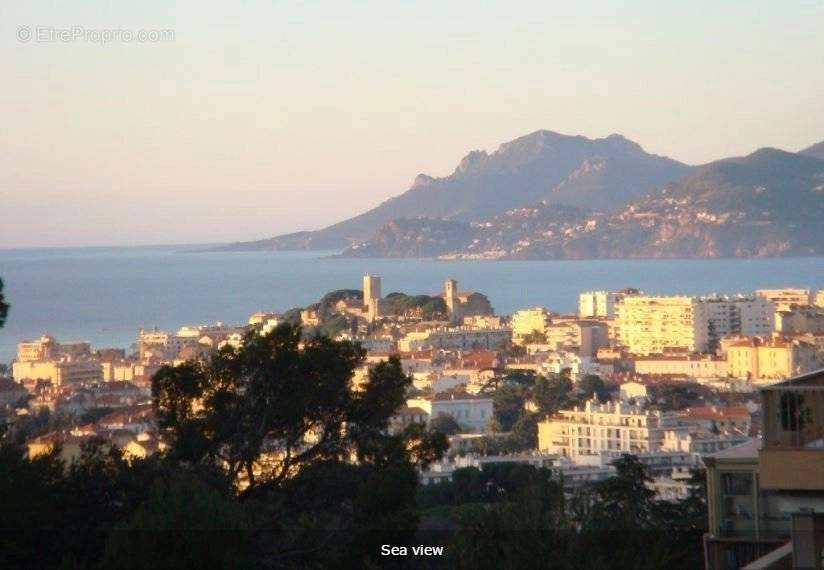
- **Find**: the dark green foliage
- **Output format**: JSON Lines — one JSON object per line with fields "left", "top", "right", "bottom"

{"left": 317, "top": 288, "right": 363, "bottom": 313}
{"left": 99, "top": 472, "right": 252, "bottom": 570}
{"left": 492, "top": 384, "right": 526, "bottom": 431}
{"left": 382, "top": 293, "right": 447, "bottom": 319}
{"left": 532, "top": 374, "right": 574, "bottom": 415}
{"left": 0, "top": 277, "right": 8, "bottom": 328}
{"left": 578, "top": 374, "right": 608, "bottom": 401}
{"left": 0, "top": 438, "right": 170, "bottom": 569}
{"left": 316, "top": 313, "right": 349, "bottom": 337}
{"left": 281, "top": 307, "right": 302, "bottom": 326}
{"left": 422, "top": 456, "right": 707, "bottom": 570}
{"left": 429, "top": 412, "right": 462, "bottom": 435}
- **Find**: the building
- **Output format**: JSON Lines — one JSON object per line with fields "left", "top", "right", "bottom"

{"left": 406, "top": 391, "right": 494, "bottom": 432}
{"left": 680, "top": 405, "right": 752, "bottom": 434}
{"left": 13, "top": 358, "right": 102, "bottom": 387}
{"left": 363, "top": 273, "right": 382, "bottom": 321}
{"left": 579, "top": 291, "right": 618, "bottom": 318}
{"left": 615, "top": 296, "right": 710, "bottom": 356}
{"left": 703, "top": 368, "right": 824, "bottom": 569}
{"left": 775, "top": 305, "right": 824, "bottom": 334}
{"left": 389, "top": 406, "right": 429, "bottom": 434}
{"left": 138, "top": 329, "right": 192, "bottom": 360}
{"left": 755, "top": 288, "right": 812, "bottom": 310}
{"left": 511, "top": 307, "right": 551, "bottom": 342}
{"left": 634, "top": 355, "right": 730, "bottom": 379}
{"left": 397, "top": 326, "right": 511, "bottom": 352}
{"left": 726, "top": 335, "right": 821, "bottom": 382}
{"left": 537, "top": 398, "right": 675, "bottom": 459}
{"left": 440, "top": 279, "right": 493, "bottom": 322}
{"left": 703, "top": 295, "right": 775, "bottom": 344}
{"left": 544, "top": 319, "right": 610, "bottom": 357}
{"left": 17, "top": 335, "right": 92, "bottom": 362}
{"left": 816, "top": 289, "right": 824, "bottom": 308}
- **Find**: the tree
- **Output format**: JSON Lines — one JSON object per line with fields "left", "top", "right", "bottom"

{"left": 521, "top": 329, "right": 547, "bottom": 344}
{"left": 100, "top": 472, "right": 252, "bottom": 570}
{"left": 578, "top": 374, "right": 607, "bottom": 401}
{"left": 152, "top": 323, "right": 448, "bottom": 567}
{"left": 493, "top": 384, "right": 526, "bottom": 431}
{"left": 509, "top": 412, "right": 539, "bottom": 450}
{"left": 531, "top": 374, "right": 573, "bottom": 416}
{"left": 0, "top": 277, "right": 8, "bottom": 329}
{"left": 429, "top": 412, "right": 461, "bottom": 435}
{"left": 591, "top": 454, "right": 656, "bottom": 527}
{"left": 153, "top": 325, "right": 402, "bottom": 488}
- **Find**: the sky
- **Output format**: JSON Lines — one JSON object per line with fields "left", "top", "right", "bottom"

{"left": 1, "top": 1, "right": 823, "bottom": 248}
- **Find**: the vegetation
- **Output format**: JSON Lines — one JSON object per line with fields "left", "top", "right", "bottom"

{"left": 0, "top": 324, "right": 450, "bottom": 569}
{"left": 0, "top": 279, "right": 707, "bottom": 569}
{"left": 429, "top": 413, "right": 462, "bottom": 435}
{"left": 0, "top": 277, "right": 8, "bottom": 329}
{"left": 383, "top": 292, "right": 447, "bottom": 320}
{"left": 419, "top": 456, "right": 707, "bottom": 569}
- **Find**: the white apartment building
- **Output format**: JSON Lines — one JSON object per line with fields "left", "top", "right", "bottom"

{"left": 397, "top": 326, "right": 511, "bottom": 352}
{"left": 704, "top": 295, "right": 774, "bottom": 342}
{"left": 578, "top": 291, "right": 618, "bottom": 318}
{"left": 537, "top": 399, "right": 675, "bottom": 459}
{"left": 406, "top": 392, "right": 494, "bottom": 432}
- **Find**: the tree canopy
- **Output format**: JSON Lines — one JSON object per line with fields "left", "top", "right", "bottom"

{"left": 0, "top": 277, "right": 8, "bottom": 329}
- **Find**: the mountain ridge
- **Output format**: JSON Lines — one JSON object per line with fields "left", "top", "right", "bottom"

{"left": 339, "top": 147, "right": 824, "bottom": 259}
{"left": 214, "top": 130, "right": 689, "bottom": 252}
{"left": 211, "top": 132, "right": 824, "bottom": 259}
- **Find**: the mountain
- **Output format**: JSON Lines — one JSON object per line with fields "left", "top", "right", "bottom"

{"left": 801, "top": 140, "right": 824, "bottom": 160}
{"left": 340, "top": 148, "right": 824, "bottom": 259}
{"left": 217, "top": 130, "right": 688, "bottom": 251}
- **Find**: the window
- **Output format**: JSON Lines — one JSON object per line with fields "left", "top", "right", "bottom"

{"left": 722, "top": 472, "right": 753, "bottom": 496}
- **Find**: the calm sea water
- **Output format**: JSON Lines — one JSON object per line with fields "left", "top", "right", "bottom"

{"left": 1, "top": 245, "right": 823, "bottom": 363}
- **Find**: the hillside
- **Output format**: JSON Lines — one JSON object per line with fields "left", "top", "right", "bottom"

{"left": 339, "top": 148, "right": 824, "bottom": 259}
{"left": 801, "top": 139, "right": 824, "bottom": 161}
{"left": 216, "top": 130, "right": 688, "bottom": 251}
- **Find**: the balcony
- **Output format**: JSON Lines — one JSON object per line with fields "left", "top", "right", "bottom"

{"left": 759, "top": 369, "right": 824, "bottom": 491}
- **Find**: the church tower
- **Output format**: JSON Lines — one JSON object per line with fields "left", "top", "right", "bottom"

{"left": 444, "top": 278, "right": 459, "bottom": 320}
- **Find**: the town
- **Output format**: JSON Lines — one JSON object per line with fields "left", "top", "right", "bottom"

{"left": 3, "top": 276, "right": 824, "bottom": 568}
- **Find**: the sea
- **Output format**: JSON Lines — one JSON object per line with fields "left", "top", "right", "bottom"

{"left": 1, "top": 245, "right": 823, "bottom": 364}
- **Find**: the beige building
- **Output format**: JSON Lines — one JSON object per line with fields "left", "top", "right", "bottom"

{"left": 17, "top": 335, "right": 92, "bottom": 362}
{"left": 398, "top": 326, "right": 511, "bottom": 352}
{"left": 537, "top": 399, "right": 674, "bottom": 459}
{"left": 615, "top": 295, "right": 710, "bottom": 356}
{"left": 440, "top": 279, "right": 493, "bottom": 322}
{"left": 12, "top": 358, "right": 103, "bottom": 387}
{"left": 726, "top": 335, "right": 821, "bottom": 382}
{"left": 542, "top": 319, "right": 610, "bottom": 357}
{"left": 703, "top": 369, "right": 824, "bottom": 569}
{"left": 511, "top": 307, "right": 551, "bottom": 342}
{"left": 634, "top": 355, "right": 730, "bottom": 379}
{"left": 755, "top": 287, "right": 812, "bottom": 310}
{"left": 775, "top": 305, "right": 824, "bottom": 334}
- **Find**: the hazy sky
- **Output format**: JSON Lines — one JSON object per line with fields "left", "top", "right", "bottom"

{"left": 2, "top": 1, "right": 823, "bottom": 248}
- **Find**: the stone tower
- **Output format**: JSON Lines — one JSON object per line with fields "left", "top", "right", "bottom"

{"left": 363, "top": 274, "right": 382, "bottom": 322}
{"left": 444, "top": 278, "right": 459, "bottom": 320}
